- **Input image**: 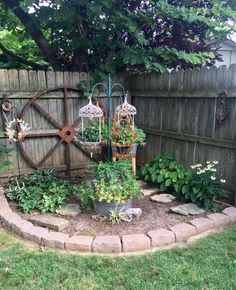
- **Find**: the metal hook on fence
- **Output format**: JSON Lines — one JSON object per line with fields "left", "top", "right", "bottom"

{"left": 215, "top": 90, "right": 228, "bottom": 125}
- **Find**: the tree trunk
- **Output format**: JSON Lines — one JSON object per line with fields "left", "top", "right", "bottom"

{"left": 3, "top": 0, "right": 63, "bottom": 71}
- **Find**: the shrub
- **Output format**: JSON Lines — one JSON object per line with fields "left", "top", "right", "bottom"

{"left": 140, "top": 155, "right": 225, "bottom": 210}
{"left": 5, "top": 169, "right": 72, "bottom": 213}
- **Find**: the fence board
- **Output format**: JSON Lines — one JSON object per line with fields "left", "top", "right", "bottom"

{"left": 132, "top": 65, "right": 236, "bottom": 195}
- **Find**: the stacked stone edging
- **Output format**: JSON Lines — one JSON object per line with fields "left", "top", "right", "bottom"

{"left": 0, "top": 187, "right": 236, "bottom": 255}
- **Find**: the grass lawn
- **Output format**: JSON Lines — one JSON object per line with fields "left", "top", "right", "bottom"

{"left": 0, "top": 226, "right": 236, "bottom": 290}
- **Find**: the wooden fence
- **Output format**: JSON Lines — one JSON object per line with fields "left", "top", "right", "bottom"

{"left": 0, "top": 67, "right": 235, "bottom": 197}
{"left": 131, "top": 65, "right": 236, "bottom": 196}
{"left": 0, "top": 69, "right": 129, "bottom": 182}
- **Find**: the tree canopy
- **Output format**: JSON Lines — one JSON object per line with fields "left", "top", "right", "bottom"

{"left": 0, "top": 0, "right": 235, "bottom": 76}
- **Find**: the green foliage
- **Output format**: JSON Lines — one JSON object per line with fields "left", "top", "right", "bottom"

{"left": 1, "top": 1, "right": 236, "bottom": 73}
{"left": 110, "top": 125, "right": 146, "bottom": 146}
{"left": 75, "top": 119, "right": 108, "bottom": 143}
{"left": 5, "top": 169, "right": 71, "bottom": 213}
{"left": 0, "top": 144, "right": 13, "bottom": 172}
{"left": 74, "top": 160, "right": 141, "bottom": 208}
{"left": 140, "top": 155, "right": 225, "bottom": 210}
{"left": 108, "top": 209, "right": 123, "bottom": 224}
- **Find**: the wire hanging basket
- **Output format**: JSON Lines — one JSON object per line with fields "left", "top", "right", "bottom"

{"left": 77, "top": 94, "right": 106, "bottom": 158}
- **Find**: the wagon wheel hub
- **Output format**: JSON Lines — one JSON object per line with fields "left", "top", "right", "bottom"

{"left": 59, "top": 125, "right": 76, "bottom": 143}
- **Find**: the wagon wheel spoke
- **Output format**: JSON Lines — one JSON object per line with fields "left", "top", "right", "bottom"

{"left": 72, "top": 118, "right": 81, "bottom": 128}
{"left": 24, "top": 129, "right": 59, "bottom": 138}
{"left": 32, "top": 101, "right": 62, "bottom": 129}
{"left": 65, "top": 143, "right": 71, "bottom": 175}
{"left": 63, "top": 87, "right": 70, "bottom": 124}
{"left": 37, "top": 139, "right": 64, "bottom": 167}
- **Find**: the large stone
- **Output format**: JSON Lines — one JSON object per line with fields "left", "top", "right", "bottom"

{"left": 56, "top": 203, "right": 81, "bottom": 217}
{"left": 170, "top": 223, "right": 197, "bottom": 242}
{"left": 222, "top": 207, "right": 236, "bottom": 223}
{"left": 147, "top": 228, "right": 175, "bottom": 247}
{"left": 170, "top": 203, "right": 205, "bottom": 216}
{"left": 65, "top": 235, "right": 93, "bottom": 252}
{"left": 207, "top": 213, "right": 231, "bottom": 228}
{"left": 42, "top": 232, "right": 69, "bottom": 249}
{"left": 29, "top": 214, "right": 69, "bottom": 231}
{"left": 92, "top": 235, "right": 121, "bottom": 253}
{"left": 122, "top": 234, "right": 151, "bottom": 252}
{"left": 142, "top": 188, "right": 161, "bottom": 196}
{"left": 190, "top": 217, "right": 215, "bottom": 233}
{"left": 150, "top": 194, "right": 176, "bottom": 203}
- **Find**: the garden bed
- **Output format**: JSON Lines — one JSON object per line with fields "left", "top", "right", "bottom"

{"left": 8, "top": 192, "right": 209, "bottom": 237}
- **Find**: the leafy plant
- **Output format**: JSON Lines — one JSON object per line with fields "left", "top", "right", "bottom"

{"left": 140, "top": 155, "right": 225, "bottom": 210}
{"left": 108, "top": 209, "right": 123, "bottom": 224}
{"left": 110, "top": 125, "right": 146, "bottom": 147}
{"left": 75, "top": 119, "right": 108, "bottom": 143}
{"left": 74, "top": 160, "right": 141, "bottom": 208}
{"left": 5, "top": 169, "right": 72, "bottom": 213}
{"left": 0, "top": 143, "right": 13, "bottom": 172}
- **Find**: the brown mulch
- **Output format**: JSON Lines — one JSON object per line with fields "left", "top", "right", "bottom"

{"left": 8, "top": 195, "right": 210, "bottom": 237}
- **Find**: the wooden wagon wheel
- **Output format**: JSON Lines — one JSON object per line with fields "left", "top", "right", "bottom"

{"left": 18, "top": 86, "right": 86, "bottom": 176}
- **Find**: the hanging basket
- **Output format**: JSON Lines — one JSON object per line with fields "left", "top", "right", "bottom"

{"left": 78, "top": 141, "right": 106, "bottom": 157}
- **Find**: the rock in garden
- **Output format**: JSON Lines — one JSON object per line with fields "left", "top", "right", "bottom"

{"left": 150, "top": 194, "right": 176, "bottom": 203}
{"left": 142, "top": 188, "right": 161, "bottom": 196}
{"left": 120, "top": 208, "right": 142, "bottom": 222}
{"left": 56, "top": 203, "right": 81, "bottom": 217}
{"left": 29, "top": 214, "right": 69, "bottom": 231}
{"left": 170, "top": 203, "right": 205, "bottom": 216}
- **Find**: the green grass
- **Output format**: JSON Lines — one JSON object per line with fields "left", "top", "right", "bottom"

{"left": 0, "top": 226, "right": 236, "bottom": 290}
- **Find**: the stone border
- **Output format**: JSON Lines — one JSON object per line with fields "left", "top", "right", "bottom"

{"left": 1, "top": 187, "right": 236, "bottom": 255}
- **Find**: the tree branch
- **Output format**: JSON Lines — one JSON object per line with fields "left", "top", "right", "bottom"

{"left": 3, "top": 0, "right": 63, "bottom": 71}
{"left": 0, "top": 42, "right": 48, "bottom": 70}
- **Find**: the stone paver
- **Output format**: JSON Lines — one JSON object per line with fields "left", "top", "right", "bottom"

{"left": 190, "top": 217, "right": 215, "bottom": 234}
{"left": 29, "top": 214, "right": 69, "bottom": 231}
{"left": 56, "top": 203, "right": 81, "bottom": 217}
{"left": 222, "top": 207, "right": 236, "bottom": 223}
{"left": 150, "top": 194, "right": 176, "bottom": 204}
{"left": 170, "top": 223, "right": 196, "bottom": 242}
{"left": 147, "top": 228, "right": 175, "bottom": 247}
{"left": 122, "top": 234, "right": 151, "bottom": 252}
{"left": 141, "top": 188, "right": 160, "bottom": 196}
{"left": 11, "top": 219, "right": 34, "bottom": 236}
{"left": 207, "top": 213, "right": 231, "bottom": 228}
{"left": 92, "top": 235, "right": 121, "bottom": 253}
{"left": 23, "top": 226, "right": 49, "bottom": 244}
{"left": 0, "top": 212, "right": 22, "bottom": 228}
{"left": 170, "top": 203, "right": 205, "bottom": 216}
{"left": 65, "top": 235, "right": 93, "bottom": 252}
{"left": 42, "top": 232, "right": 69, "bottom": 249}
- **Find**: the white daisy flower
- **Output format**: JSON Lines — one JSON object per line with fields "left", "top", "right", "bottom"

{"left": 220, "top": 179, "right": 226, "bottom": 183}
{"left": 211, "top": 176, "right": 216, "bottom": 180}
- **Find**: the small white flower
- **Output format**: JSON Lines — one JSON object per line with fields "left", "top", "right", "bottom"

{"left": 195, "top": 164, "right": 202, "bottom": 168}
{"left": 213, "top": 161, "right": 219, "bottom": 164}
{"left": 220, "top": 179, "right": 226, "bottom": 183}
{"left": 211, "top": 176, "right": 216, "bottom": 180}
{"left": 197, "top": 172, "right": 201, "bottom": 175}
{"left": 206, "top": 161, "right": 210, "bottom": 164}
{"left": 211, "top": 168, "right": 217, "bottom": 172}
{"left": 191, "top": 165, "right": 195, "bottom": 169}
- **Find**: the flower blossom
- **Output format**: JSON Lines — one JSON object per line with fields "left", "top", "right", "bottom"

{"left": 211, "top": 176, "right": 216, "bottom": 180}
{"left": 220, "top": 179, "right": 226, "bottom": 183}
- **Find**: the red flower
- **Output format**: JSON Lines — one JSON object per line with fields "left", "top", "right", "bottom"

{"left": 115, "top": 127, "right": 121, "bottom": 131}
{"left": 112, "top": 133, "right": 119, "bottom": 139}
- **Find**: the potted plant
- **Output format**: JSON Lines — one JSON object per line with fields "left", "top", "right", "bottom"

{"left": 75, "top": 119, "right": 108, "bottom": 156}
{"left": 110, "top": 124, "right": 146, "bottom": 154}
{"left": 77, "top": 159, "right": 141, "bottom": 215}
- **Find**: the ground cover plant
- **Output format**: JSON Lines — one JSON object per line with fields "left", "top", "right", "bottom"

{"left": 140, "top": 154, "right": 225, "bottom": 210}
{"left": 5, "top": 169, "right": 72, "bottom": 213}
{"left": 0, "top": 143, "right": 12, "bottom": 172}
{"left": 0, "top": 225, "right": 235, "bottom": 289}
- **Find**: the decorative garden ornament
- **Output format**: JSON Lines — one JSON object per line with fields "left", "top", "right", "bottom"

{"left": 78, "top": 94, "right": 104, "bottom": 158}
{"left": 115, "top": 93, "right": 137, "bottom": 128}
